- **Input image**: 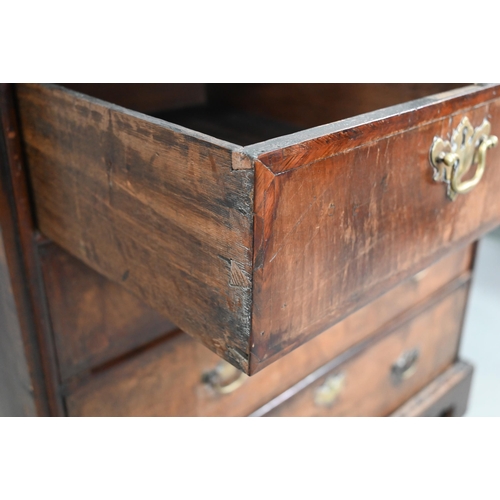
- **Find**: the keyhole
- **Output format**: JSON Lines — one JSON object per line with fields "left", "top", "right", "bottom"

{"left": 462, "top": 127, "right": 468, "bottom": 145}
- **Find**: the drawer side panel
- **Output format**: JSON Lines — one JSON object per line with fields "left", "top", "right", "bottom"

{"left": 16, "top": 84, "right": 254, "bottom": 372}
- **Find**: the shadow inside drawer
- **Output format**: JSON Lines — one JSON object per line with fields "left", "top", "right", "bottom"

{"left": 155, "top": 105, "right": 301, "bottom": 146}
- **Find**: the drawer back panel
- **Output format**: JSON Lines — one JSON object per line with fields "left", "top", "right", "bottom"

{"left": 207, "top": 84, "right": 464, "bottom": 129}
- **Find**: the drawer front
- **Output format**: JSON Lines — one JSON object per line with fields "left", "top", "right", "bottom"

{"left": 249, "top": 85, "right": 500, "bottom": 373}
{"left": 16, "top": 83, "right": 254, "bottom": 373}
{"left": 38, "top": 243, "right": 178, "bottom": 380}
{"left": 65, "top": 332, "right": 222, "bottom": 417}
{"left": 257, "top": 284, "right": 468, "bottom": 417}
{"left": 391, "top": 361, "right": 473, "bottom": 417}
{"left": 65, "top": 252, "right": 470, "bottom": 417}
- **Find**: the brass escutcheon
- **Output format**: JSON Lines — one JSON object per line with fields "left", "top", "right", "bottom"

{"left": 430, "top": 117, "right": 498, "bottom": 200}
{"left": 314, "top": 373, "right": 345, "bottom": 407}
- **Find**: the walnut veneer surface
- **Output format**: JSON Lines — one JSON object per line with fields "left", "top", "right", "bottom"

{"left": 1, "top": 83, "right": 495, "bottom": 416}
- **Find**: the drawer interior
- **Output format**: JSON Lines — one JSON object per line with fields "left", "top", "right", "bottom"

{"left": 62, "top": 84, "right": 465, "bottom": 146}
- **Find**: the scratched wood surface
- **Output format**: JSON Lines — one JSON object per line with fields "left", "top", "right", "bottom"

{"left": 248, "top": 85, "right": 500, "bottom": 373}
{"left": 260, "top": 283, "right": 468, "bottom": 417}
{"left": 64, "top": 246, "right": 471, "bottom": 416}
{"left": 15, "top": 83, "right": 500, "bottom": 375}
{"left": 38, "top": 242, "right": 179, "bottom": 380}
{"left": 391, "top": 361, "right": 473, "bottom": 417}
{"left": 17, "top": 83, "right": 254, "bottom": 372}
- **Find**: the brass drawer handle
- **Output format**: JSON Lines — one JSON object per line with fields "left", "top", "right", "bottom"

{"left": 430, "top": 117, "right": 498, "bottom": 200}
{"left": 411, "top": 268, "right": 429, "bottom": 283}
{"left": 391, "top": 348, "right": 419, "bottom": 384}
{"left": 314, "top": 373, "right": 345, "bottom": 407}
{"left": 202, "top": 361, "right": 247, "bottom": 395}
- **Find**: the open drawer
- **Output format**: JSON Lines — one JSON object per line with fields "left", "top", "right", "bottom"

{"left": 15, "top": 83, "right": 500, "bottom": 374}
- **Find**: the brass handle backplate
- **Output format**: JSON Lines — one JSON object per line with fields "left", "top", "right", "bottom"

{"left": 202, "top": 361, "right": 247, "bottom": 395}
{"left": 314, "top": 373, "right": 345, "bottom": 407}
{"left": 391, "top": 348, "right": 419, "bottom": 385}
{"left": 430, "top": 117, "right": 497, "bottom": 200}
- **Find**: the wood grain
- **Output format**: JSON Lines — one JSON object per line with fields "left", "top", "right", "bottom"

{"left": 17, "top": 83, "right": 500, "bottom": 375}
{"left": 38, "top": 242, "right": 179, "bottom": 380}
{"left": 391, "top": 361, "right": 473, "bottom": 417}
{"left": 65, "top": 331, "right": 208, "bottom": 417}
{"left": 65, "top": 248, "right": 471, "bottom": 416}
{"left": 249, "top": 86, "right": 500, "bottom": 373}
{"left": 16, "top": 83, "right": 254, "bottom": 372}
{"left": 245, "top": 85, "right": 499, "bottom": 172}
{"left": 259, "top": 283, "right": 468, "bottom": 417}
{"left": 207, "top": 84, "right": 465, "bottom": 130}
{"left": 62, "top": 84, "right": 206, "bottom": 115}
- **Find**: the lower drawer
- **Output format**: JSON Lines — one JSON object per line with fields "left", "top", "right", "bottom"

{"left": 253, "top": 283, "right": 469, "bottom": 417}
{"left": 55, "top": 243, "right": 472, "bottom": 415}
{"left": 65, "top": 274, "right": 469, "bottom": 416}
{"left": 391, "top": 361, "right": 473, "bottom": 417}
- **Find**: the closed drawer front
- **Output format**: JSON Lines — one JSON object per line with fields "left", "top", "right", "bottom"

{"left": 255, "top": 283, "right": 469, "bottom": 417}
{"left": 390, "top": 361, "right": 474, "bottom": 417}
{"left": 65, "top": 332, "right": 226, "bottom": 417}
{"left": 64, "top": 251, "right": 470, "bottom": 417}
{"left": 16, "top": 83, "right": 499, "bottom": 374}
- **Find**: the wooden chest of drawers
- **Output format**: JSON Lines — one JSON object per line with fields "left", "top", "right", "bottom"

{"left": 1, "top": 83, "right": 496, "bottom": 416}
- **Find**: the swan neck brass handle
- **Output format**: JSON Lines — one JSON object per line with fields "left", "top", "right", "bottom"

{"left": 448, "top": 135, "right": 498, "bottom": 194}
{"left": 430, "top": 117, "right": 498, "bottom": 200}
{"left": 202, "top": 361, "right": 247, "bottom": 395}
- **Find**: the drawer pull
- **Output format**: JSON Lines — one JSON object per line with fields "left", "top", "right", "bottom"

{"left": 202, "top": 361, "right": 247, "bottom": 395}
{"left": 430, "top": 117, "right": 498, "bottom": 200}
{"left": 391, "top": 348, "right": 419, "bottom": 384}
{"left": 314, "top": 373, "right": 345, "bottom": 407}
{"left": 411, "top": 268, "right": 429, "bottom": 283}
